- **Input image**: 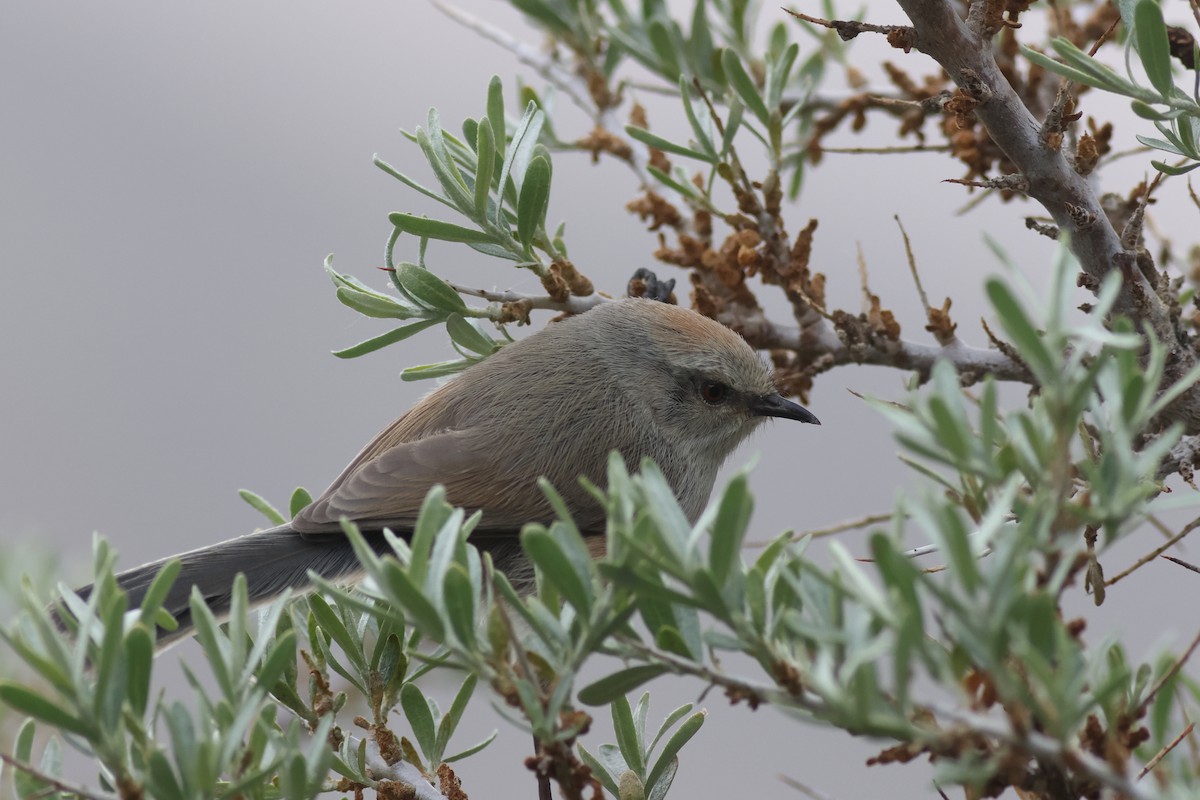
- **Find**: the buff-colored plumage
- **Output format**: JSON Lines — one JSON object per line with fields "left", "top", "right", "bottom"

{"left": 85, "top": 299, "right": 818, "bottom": 647}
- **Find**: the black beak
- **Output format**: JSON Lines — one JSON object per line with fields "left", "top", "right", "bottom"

{"left": 750, "top": 393, "right": 821, "bottom": 425}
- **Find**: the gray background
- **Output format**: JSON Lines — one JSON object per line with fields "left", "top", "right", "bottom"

{"left": 3, "top": 2, "right": 1197, "bottom": 797}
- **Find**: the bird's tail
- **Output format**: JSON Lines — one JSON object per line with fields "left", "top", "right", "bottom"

{"left": 74, "top": 525, "right": 389, "bottom": 649}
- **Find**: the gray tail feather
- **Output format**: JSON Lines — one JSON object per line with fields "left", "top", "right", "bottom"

{"left": 75, "top": 525, "right": 392, "bottom": 649}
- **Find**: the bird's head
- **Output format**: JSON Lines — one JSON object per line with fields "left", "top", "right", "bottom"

{"left": 586, "top": 300, "right": 819, "bottom": 464}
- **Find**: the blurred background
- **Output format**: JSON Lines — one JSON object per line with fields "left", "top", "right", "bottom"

{"left": 3, "top": 2, "right": 1198, "bottom": 797}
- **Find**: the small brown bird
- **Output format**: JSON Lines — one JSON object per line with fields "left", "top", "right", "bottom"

{"left": 84, "top": 299, "right": 818, "bottom": 645}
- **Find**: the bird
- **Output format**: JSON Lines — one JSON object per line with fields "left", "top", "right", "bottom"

{"left": 75, "top": 299, "right": 819, "bottom": 646}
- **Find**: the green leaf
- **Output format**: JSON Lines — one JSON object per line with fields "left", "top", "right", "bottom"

{"left": 124, "top": 625, "right": 153, "bottom": 717}
{"left": 308, "top": 595, "right": 367, "bottom": 674}
{"left": 522, "top": 528, "right": 593, "bottom": 613}
{"left": 647, "top": 19, "right": 682, "bottom": 81}
{"left": 146, "top": 749, "right": 183, "bottom": 800}
{"left": 487, "top": 76, "right": 506, "bottom": 157}
{"left": 1054, "top": 39, "right": 1142, "bottom": 93}
{"left": 137, "top": 558, "right": 181, "bottom": 626}
{"left": 335, "top": 287, "right": 417, "bottom": 320}
{"left": 1137, "top": 134, "right": 1186, "bottom": 156}
{"left": 382, "top": 562, "right": 446, "bottom": 640}
{"left": 444, "top": 729, "right": 499, "bottom": 763}
{"left": 94, "top": 595, "right": 128, "bottom": 728}
{"left": 624, "top": 125, "right": 717, "bottom": 164}
{"left": 290, "top": 487, "right": 313, "bottom": 519}
{"left": 579, "top": 743, "right": 622, "bottom": 796}
{"left": 612, "top": 695, "right": 645, "bottom": 777}
{"left": 721, "top": 97, "right": 745, "bottom": 155}
{"left": 516, "top": 152, "right": 552, "bottom": 249}
{"left": 474, "top": 118, "right": 496, "bottom": 217}
{"left": 395, "top": 261, "right": 468, "bottom": 313}
{"left": 435, "top": 674, "right": 478, "bottom": 758}
{"left": 496, "top": 101, "right": 545, "bottom": 223}
{"left": 688, "top": 0, "right": 715, "bottom": 82}
{"left": 1022, "top": 44, "right": 1137, "bottom": 94}
{"left": 678, "top": 76, "right": 716, "bottom": 158}
{"left": 445, "top": 313, "right": 498, "bottom": 356}
{"left": 12, "top": 719, "right": 53, "bottom": 800}
{"left": 400, "top": 358, "right": 474, "bottom": 381}
{"left": 578, "top": 666, "right": 669, "bottom": 706}
{"left": 0, "top": 684, "right": 93, "bottom": 739}
{"left": 389, "top": 212, "right": 492, "bottom": 245}
{"left": 238, "top": 489, "right": 286, "bottom": 526}
{"left": 374, "top": 156, "right": 459, "bottom": 211}
{"left": 985, "top": 278, "right": 1056, "bottom": 382}
{"left": 332, "top": 318, "right": 441, "bottom": 359}
{"left": 721, "top": 50, "right": 770, "bottom": 125}
{"left": 645, "top": 165, "right": 703, "bottom": 199}
{"left": 1131, "top": 99, "right": 1175, "bottom": 120}
{"left": 1134, "top": 0, "right": 1173, "bottom": 97}
{"left": 442, "top": 564, "right": 477, "bottom": 648}
{"left": 708, "top": 473, "right": 752, "bottom": 587}
{"left": 765, "top": 43, "right": 799, "bottom": 109}
{"left": 401, "top": 683, "right": 438, "bottom": 760}
{"left": 1151, "top": 159, "right": 1200, "bottom": 175}
{"left": 646, "top": 710, "right": 705, "bottom": 793}
{"left": 256, "top": 629, "right": 297, "bottom": 692}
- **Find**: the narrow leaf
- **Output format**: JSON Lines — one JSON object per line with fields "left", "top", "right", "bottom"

{"left": 578, "top": 666, "right": 669, "bottom": 706}
{"left": 332, "top": 319, "right": 441, "bottom": 359}
{"left": 238, "top": 490, "right": 286, "bottom": 526}
{"left": 721, "top": 50, "right": 770, "bottom": 125}
{"left": 389, "top": 212, "right": 492, "bottom": 245}
{"left": 624, "top": 125, "right": 717, "bottom": 164}
{"left": 1134, "top": 0, "right": 1174, "bottom": 97}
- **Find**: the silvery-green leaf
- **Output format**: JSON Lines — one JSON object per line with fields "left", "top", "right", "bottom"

{"left": 625, "top": 124, "right": 717, "bottom": 164}
{"left": 332, "top": 319, "right": 441, "bottom": 359}
{"left": 1134, "top": 0, "right": 1173, "bottom": 97}
{"left": 722, "top": 49, "right": 770, "bottom": 125}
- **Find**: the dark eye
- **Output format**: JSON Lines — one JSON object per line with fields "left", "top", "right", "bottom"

{"left": 699, "top": 381, "right": 731, "bottom": 405}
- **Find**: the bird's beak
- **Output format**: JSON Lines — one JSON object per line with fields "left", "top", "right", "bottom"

{"left": 750, "top": 393, "right": 821, "bottom": 425}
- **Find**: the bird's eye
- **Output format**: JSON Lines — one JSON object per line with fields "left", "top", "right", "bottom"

{"left": 699, "top": 381, "right": 731, "bottom": 405}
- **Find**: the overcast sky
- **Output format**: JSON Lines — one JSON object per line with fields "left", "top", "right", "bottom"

{"left": 3, "top": 2, "right": 1198, "bottom": 798}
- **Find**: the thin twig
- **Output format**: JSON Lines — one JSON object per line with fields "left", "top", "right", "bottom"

{"left": 895, "top": 215, "right": 932, "bottom": 312}
{"left": 1105, "top": 516, "right": 1200, "bottom": 586}
{"left": 784, "top": 9, "right": 912, "bottom": 39}
{"left": 778, "top": 774, "right": 837, "bottom": 800}
{"left": 1163, "top": 555, "right": 1200, "bottom": 575}
{"left": 818, "top": 144, "right": 952, "bottom": 154}
{"left": 1137, "top": 628, "right": 1200, "bottom": 716}
{"left": 0, "top": 753, "right": 120, "bottom": 800}
{"left": 750, "top": 512, "right": 893, "bottom": 546}
{"left": 1138, "top": 722, "right": 1195, "bottom": 779}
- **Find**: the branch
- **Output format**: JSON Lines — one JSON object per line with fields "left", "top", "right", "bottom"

{"left": 893, "top": 0, "right": 1200, "bottom": 430}
{"left": 722, "top": 304, "right": 1030, "bottom": 383}
{"left": 0, "top": 753, "right": 120, "bottom": 800}
{"left": 924, "top": 703, "right": 1156, "bottom": 800}
{"left": 619, "top": 643, "right": 1153, "bottom": 800}
{"left": 362, "top": 737, "right": 449, "bottom": 800}
{"left": 450, "top": 283, "right": 610, "bottom": 316}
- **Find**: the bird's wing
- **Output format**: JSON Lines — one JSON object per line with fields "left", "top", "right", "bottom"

{"left": 291, "top": 427, "right": 551, "bottom": 534}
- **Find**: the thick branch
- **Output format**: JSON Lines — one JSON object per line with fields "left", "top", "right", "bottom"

{"left": 455, "top": 285, "right": 1028, "bottom": 384}
{"left": 717, "top": 306, "right": 1030, "bottom": 383}
{"left": 894, "top": 0, "right": 1200, "bottom": 430}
